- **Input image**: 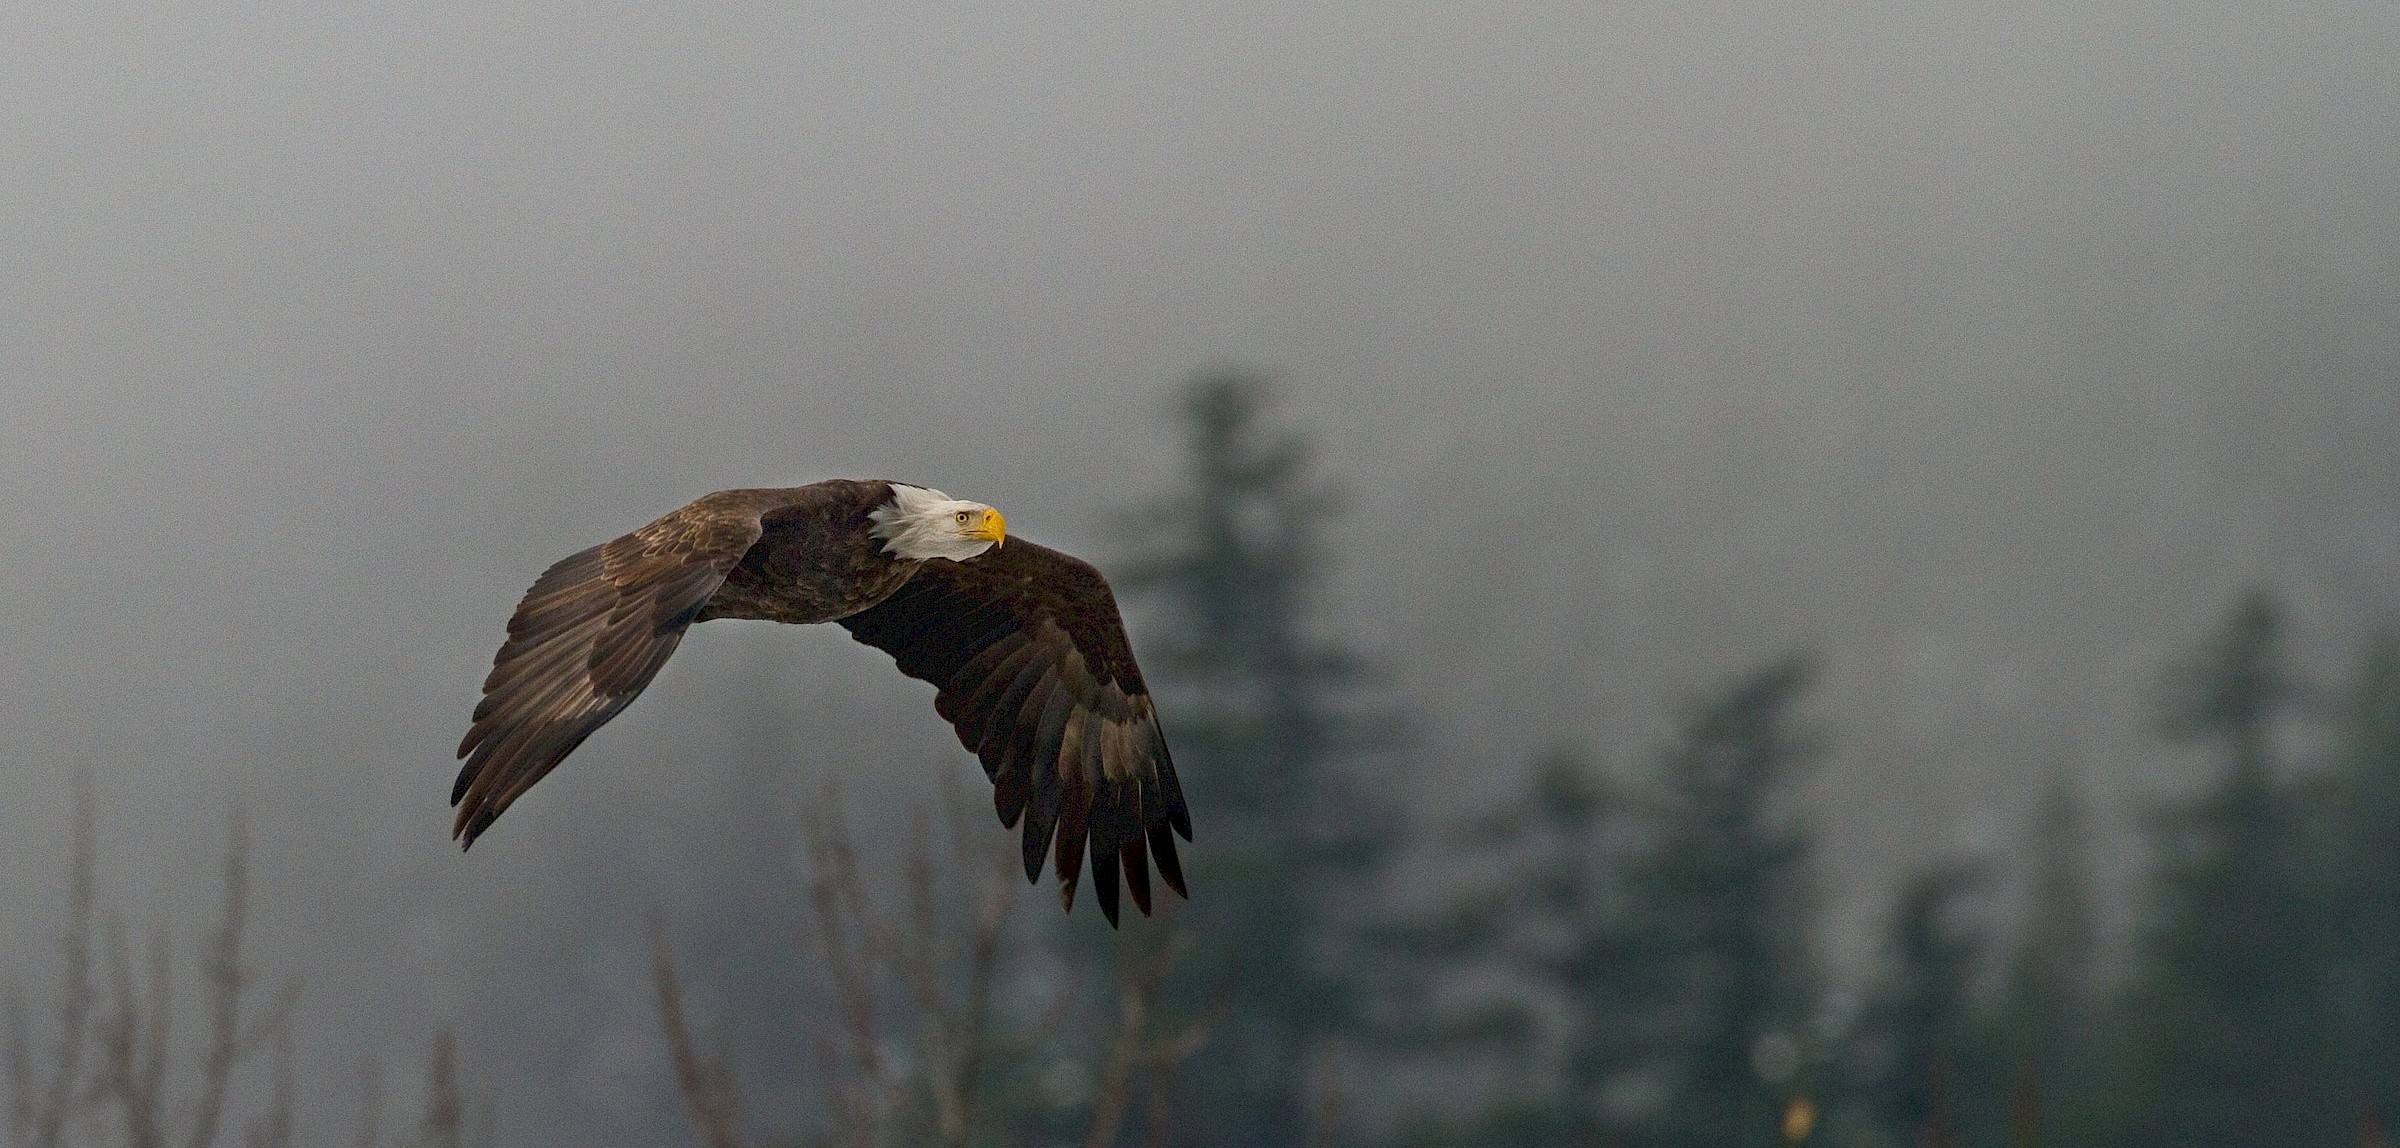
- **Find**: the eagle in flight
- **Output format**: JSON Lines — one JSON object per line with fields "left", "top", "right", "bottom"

{"left": 452, "top": 479, "right": 1190, "bottom": 925}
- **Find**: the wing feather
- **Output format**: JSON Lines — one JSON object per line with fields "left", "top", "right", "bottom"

{"left": 1050, "top": 723, "right": 1093, "bottom": 912}
{"left": 1148, "top": 819, "right": 1186, "bottom": 899}
{"left": 939, "top": 632, "right": 1032, "bottom": 726}
{"left": 1120, "top": 834, "right": 1152, "bottom": 918}
{"left": 972, "top": 646, "right": 1054, "bottom": 745}
{"left": 451, "top": 503, "right": 766, "bottom": 845}
{"left": 974, "top": 645, "right": 1061, "bottom": 823}
{"left": 1091, "top": 834, "right": 1121, "bottom": 924}
{"left": 1014, "top": 674, "right": 1070, "bottom": 882}
{"left": 838, "top": 539, "right": 1190, "bottom": 925}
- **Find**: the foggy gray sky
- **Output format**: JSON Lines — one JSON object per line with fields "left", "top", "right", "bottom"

{"left": 4, "top": 0, "right": 2396, "bottom": 1139}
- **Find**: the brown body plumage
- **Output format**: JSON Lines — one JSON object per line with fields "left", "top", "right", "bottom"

{"left": 452, "top": 479, "right": 1190, "bottom": 924}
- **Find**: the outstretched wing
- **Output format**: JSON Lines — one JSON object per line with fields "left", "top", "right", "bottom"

{"left": 839, "top": 540, "right": 1191, "bottom": 925}
{"left": 451, "top": 501, "right": 766, "bottom": 846}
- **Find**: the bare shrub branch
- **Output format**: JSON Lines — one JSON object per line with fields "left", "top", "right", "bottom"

{"left": 1083, "top": 904, "right": 1217, "bottom": 1148}
{"left": 410, "top": 1030, "right": 476, "bottom": 1148}
{"left": 240, "top": 1032, "right": 292, "bottom": 1148}
{"left": 87, "top": 813, "right": 302, "bottom": 1148}
{"left": 652, "top": 772, "right": 1117, "bottom": 1148}
{"left": 651, "top": 921, "right": 748, "bottom": 1148}
{"left": 6, "top": 772, "right": 100, "bottom": 1148}
{"left": 6, "top": 789, "right": 458, "bottom": 1148}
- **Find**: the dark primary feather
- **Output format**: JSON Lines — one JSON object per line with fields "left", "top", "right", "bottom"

{"left": 839, "top": 539, "right": 1191, "bottom": 925}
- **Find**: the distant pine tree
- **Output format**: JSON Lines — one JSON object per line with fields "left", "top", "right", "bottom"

{"left": 1997, "top": 766, "right": 2101, "bottom": 1148}
{"left": 1632, "top": 655, "right": 1825, "bottom": 1148}
{"left": 1108, "top": 369, "right": 1397, "bottom": 1147}
{"left": 1376, "top": 659, "right": 1826, "bottom": 1148}
{"left": 2119, "top": 589, "right": 2344, "bottom": 1147}
{"left": 1372, "top": 746, "right": 1652, "bottom": 1146}
{"left": 1839, "top": 859, "right": 1991, "bottom": 1148}
{"left": 2329, "top": 636, "right": 2400, "bottom": 1133}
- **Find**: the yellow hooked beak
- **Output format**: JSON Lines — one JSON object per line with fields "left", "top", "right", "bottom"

{"left": 969, "top": 507, "right": 1007, "bottom": 548}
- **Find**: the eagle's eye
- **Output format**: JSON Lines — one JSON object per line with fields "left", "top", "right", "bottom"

{"left": 954, "top": 510, "right": 972, "bottom": 525}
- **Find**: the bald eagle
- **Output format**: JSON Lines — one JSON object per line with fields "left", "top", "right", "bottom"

{"left": 452, "top": 479, "right": 1189, "bottom": 924}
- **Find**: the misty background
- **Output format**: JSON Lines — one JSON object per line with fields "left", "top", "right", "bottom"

{"left": 3, "top": 0, "right": 2396, "bottom": 1143}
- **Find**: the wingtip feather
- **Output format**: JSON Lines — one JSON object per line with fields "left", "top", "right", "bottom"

{"left": 1122, "top": 836, "right": 1152, "bottom": 917}
{"left": 1020, "top": 813, "right": 1050, "bottom": 884}
{"left": 1093, "top": 847, "right": 1121, "bottom": 927}
{"left": 1148, "top": 820, "right": 1187, "bottom": 900}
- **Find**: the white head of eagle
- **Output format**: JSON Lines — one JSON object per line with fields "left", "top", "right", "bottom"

{"left": 870, "top": 483, "right": 1008, "bottom": 561}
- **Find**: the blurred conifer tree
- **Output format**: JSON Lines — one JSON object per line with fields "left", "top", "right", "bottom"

{"left": 1106, "top": 369, "right": 1397, "bottom": 1146}
{"left": 1837, "top": 860, "right": 1994, "bottom": 1148}
{"left": 1634, "top": 655, "right": 1826, "bottom": 1148}
{"left": 2328, "top": 636, "right": 2400, "bottom": 1135}
{"left": 2117, "top": 589, "right": 2344, "bottom": 1146}
{"left": 1993, "top": 767, "right": 2102, "bottom": 1148}
{"left": 1382, "top": 657, "right": 1827, "bottom": 1147}
{"left": 1371, "top": 746, "right": 1651, "bottom": 1146}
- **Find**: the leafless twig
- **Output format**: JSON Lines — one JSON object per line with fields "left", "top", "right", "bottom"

{"left": 6, "top": 773, "right": 101, "bottom": 1148}
{"left": 88, "top": 814, "right": 303, "bottom": 1148}
{"left": 652, "top": 920, "right": 748, "bottom": 1148}
{"left": 7, "top": 786, "right": 476, "bottom": 1148}
{"left": 1084, "top": 903, "right": 1218, "bottom": 1148}
{"left": 653, "top": 773, "right": 1098, "bottom": 1148}
{"left": 352, "top": 1030, "right": 487, "bottom": 1148}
